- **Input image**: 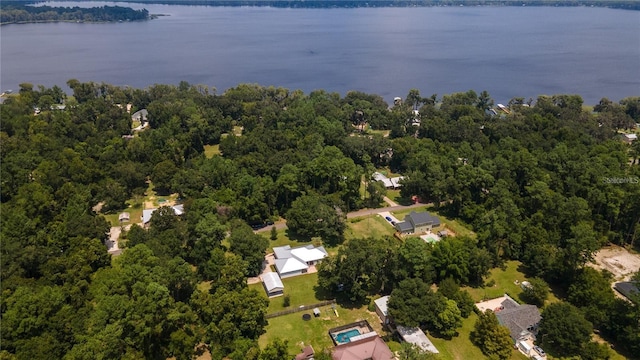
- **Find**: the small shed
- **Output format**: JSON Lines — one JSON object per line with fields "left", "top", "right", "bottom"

{"left": 374, "top": 295, "right": 391, "bottom": 325}
{"left": 313, "top": 308, "right": 321, "bottom": 317}
{"left": 262, "top": 272, "right": 284, "bottom": 298}
{"left": 118, "top": 212, "right": 130, "bottom": 223}
{"left": 397, "top": 325, "right": 439, "bottom": 354}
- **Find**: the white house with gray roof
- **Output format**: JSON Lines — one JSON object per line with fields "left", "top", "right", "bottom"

{"left": 373, "top": 172, "right": 404, "bottom": 189}
{"left": 273, "top": 244, "right": 328, "bottom": 278}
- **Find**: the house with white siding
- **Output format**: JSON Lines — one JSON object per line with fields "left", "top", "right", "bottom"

{"left": 273, "top": 244, "right": 328, "bottom": 278}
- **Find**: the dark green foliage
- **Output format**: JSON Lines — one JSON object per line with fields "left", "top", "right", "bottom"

{"left": 567, "top": 268, "right": 615, "bottom": 327}
{"left": 259, "top": 338, "right": 290, "bottom": 360}
{"left": 228, "top": 222, "right": 269, "bottom": 277}
{"left": 520, "top": 277, "right": 549, "bottom": 307}
{"left": 2, "top": 82, "right": 640, "bottom": 358}
{"left": 318, "top": 237, "right": 398, "bottom": 304}
{"left": 470, "top": 310, "right": 514, "bottom": 360}
{"left": 537, "top": 302, "right": 593, "bottom": 358}
{"left": 0, "top": 4, "right": 149, "bottom": 24}
{"left": 286, "top": 194, "right": 347, "bottom": 246}
{"left": 387, "top": 278, "right": 462, "bottom": 338}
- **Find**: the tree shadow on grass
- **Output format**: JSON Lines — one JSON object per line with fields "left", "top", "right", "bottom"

{"left": 284, "top": 229, "right": 314, "bottom": 243}
{"left": 312, "top": 284, "right": 368, "bottom": 310}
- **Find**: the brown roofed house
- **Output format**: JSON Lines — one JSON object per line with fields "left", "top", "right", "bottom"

{"left": 332, "top": 336, "right": 394, "bottom": 360}
{"left": 295, "top": 345, "right": 315, "bottom": 360}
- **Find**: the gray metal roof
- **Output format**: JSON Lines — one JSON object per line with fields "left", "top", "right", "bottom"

{"left": 614, "top": 281, "right": 639, "bottom": 300}
{"left": 262, "top": 272, "right": 284, "bottom": 292}
{"left": 395, "top": 221, "right": 414, "bottom": 232}
{"left": 406, "top": 211, "right": 440, "bottom": 227}
{"left": 374, "top": 296, "right": 390, "bottom": 316}
{"left": 273, "top": 245, "right": 292, "bottom": 259}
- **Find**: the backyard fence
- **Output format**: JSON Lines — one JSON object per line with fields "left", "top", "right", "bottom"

{"left": 266, "top": 299, "right": 336, "bottom": 319}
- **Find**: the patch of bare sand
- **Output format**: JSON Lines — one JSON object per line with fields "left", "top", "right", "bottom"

{"left": 590, "top": 245, "right": 640, "bottom": 281}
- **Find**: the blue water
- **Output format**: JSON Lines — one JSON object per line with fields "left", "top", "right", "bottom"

{"left": 334, "top": 329, "right": 361, "bottom": 344}
{"left": 1, "top": 2, "right": 639, "bottom": 104}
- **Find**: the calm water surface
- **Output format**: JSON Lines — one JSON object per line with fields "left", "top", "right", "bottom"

{"left": 1, "top": 2, "right": 639, "bottom": 104}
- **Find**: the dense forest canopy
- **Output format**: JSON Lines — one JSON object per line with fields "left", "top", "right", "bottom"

{"left": 0, "top": 4, "right": 150, "bottom": 24}
{"left": 1, "top": 80, "right": 639, "bottom": 359}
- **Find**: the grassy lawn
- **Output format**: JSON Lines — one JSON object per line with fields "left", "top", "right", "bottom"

{"left": 367, "top": 129, "right": 390, "bottom": 137}
{"left": 269, "top": 228, "right": 316, "bottom": 248}
{"left": 462, "top": 260, "right": 560, "bottom": 306}
{"left": 385, "top": 189, "right": 413, "bottom": 205}
{"left": 100, "top": 182, "right": 181, "bottom": 227}
{"left": 102, "top": 195, "right": 145, "bottom": 226}
{"left": 345, "top": 215, "right": 397, "bottom": 240}
{"left": 429, "top": 313, "right": 528, "bottom": 360}
{"left": 250, "top": 273, "right": 324, "bottom": 314}
{"left": 463, "top": 260, "right": 528, "bottom": 303}
{"left": 203, "top": 144, "right": 220, "bottom": 158}
{"left": 259, "top": 303, "right": 386, "bottom": 354}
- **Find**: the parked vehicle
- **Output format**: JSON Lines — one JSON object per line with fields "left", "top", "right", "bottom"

{"left": 385, "top": 216, "right": 392, "bottom": 222}
{"left": 533, "top": 346, "right": 545, "bottom": 356}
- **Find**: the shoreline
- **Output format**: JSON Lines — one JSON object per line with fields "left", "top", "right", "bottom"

{"left": 7, "top": 0, "right": 640, "bottom": 10}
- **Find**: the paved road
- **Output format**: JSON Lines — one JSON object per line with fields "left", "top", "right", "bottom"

{"left": 255, "top": 202, "right": 429, "bottom": 233}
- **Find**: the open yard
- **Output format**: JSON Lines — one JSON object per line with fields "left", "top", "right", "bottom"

{"left": 250, "top": 273, "right": 325, "bottom": 314}
{"left": 462, "top": 260, "right": 560, "bottom": 307}
{"left": 429, "top": 313, "right": 528, "bottom": 360}
{"left": 203, "top": 144, "right": 220, "bottom": 158}
{"left": 463, "top": 260, "right": 529, "bottom": 303}
{"left": 259, "top": 303, "right": 388, "bottom": 355}
{"left": 345, "top": 215, "right": 397, "bottom": 240}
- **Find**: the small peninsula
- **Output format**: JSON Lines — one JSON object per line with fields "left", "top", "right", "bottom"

{"left": 0, "top": 4, "right": 151, "bottom": 25}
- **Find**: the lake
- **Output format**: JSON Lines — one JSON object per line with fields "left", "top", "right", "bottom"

{"left": 1, "top": 2, "right": 639, "bottom": 104}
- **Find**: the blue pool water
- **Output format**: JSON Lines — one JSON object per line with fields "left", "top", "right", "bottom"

{"left": 334, "top": 329, "right": 361, "bottom": 344}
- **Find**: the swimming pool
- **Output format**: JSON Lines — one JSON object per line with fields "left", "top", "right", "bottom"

{"left": 333, "top": 329, "right": 361, "bottom": 344}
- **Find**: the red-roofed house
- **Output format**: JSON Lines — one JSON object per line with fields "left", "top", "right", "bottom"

{"left": 332, "top": 335, "right": 394, "bottom": 360}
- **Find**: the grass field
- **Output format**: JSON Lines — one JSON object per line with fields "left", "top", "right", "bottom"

{"left": 345, "top": 215, "right": 397, "bottom": 240}
{"left": 463, "top": 260, "right": 528, "bottom": 303}
{"left": 385, "top": 189, "right": 413, "bottom": 205}
{"left": 203, "top": 144, "right": 220, "bottom": 158}
{"left": 259, "top": 303, "right": 387, "bottom": 354}
{"left": 429, "top": 313, "right": 528, "bottom": 360}
{"left": 254, "top": 270, "right": 387, "bottom": 353}
{"left": 102, "top": 196, "right": 145, "bottom": 226}
{"left": 250, "top": 273, "right": 325, "bottom": 314}
{"left": 462, "top": 260, "right": 560, "bottom": 306}
{"left": 268, "top": 228, "right": 316, "bottom": 248}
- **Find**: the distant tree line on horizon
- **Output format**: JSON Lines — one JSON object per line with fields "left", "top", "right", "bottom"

{"left": 0, "top": 4, "right": 149, "bottom": 24}
{"left": 3, "top": 0, "right": 640, "bottom": 10}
